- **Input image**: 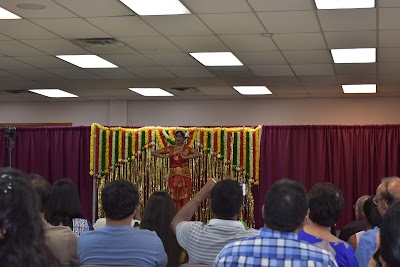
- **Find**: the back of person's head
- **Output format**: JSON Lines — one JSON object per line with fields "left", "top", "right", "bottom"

{"left": 0, "top": 168, "right": 55, "bottom": 266}
{"left": 355, "top": 195, "right": 370, "bottom": 220}
{"left": 380, "top": 200, "right": 400, "bottom": 267}
{"left": 308, "top": 182, "right": 344, "bottom": 227}
{"left": 27, "top": 173, "right": 51, "bottom": 213}
{"left": 211, "top": 179, "right": 243, "bottom": 219}
{"left": 363, "top": 196, "right": 381, "bottom": 228}
{"left": 141, "top": 191, "right": 180, "bottom": 267}
{"left": 382, "top": 178, "right": 400, "bottom": 206}
{"left": 45, "top": 178, "right": 82, "bottom": 227}
{"left": 263, "top": 179, "right": 308, "bottom": 232}
{"left": 102, "top": 179, "right": 139, "bottom": 220}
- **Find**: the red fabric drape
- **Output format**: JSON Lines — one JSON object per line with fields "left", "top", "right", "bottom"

{"left": 256, "top": 125, "right": 400, "bottom": 229}
{"left": 0, "top": 126, "right": 93, "bottom": 221}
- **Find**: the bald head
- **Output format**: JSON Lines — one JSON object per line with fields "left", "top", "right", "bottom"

{"left": 375, "top": 177, "right": 400, "bottom": 216}
{"left": 355, "top": 195, "right": 370, "bottom": 220}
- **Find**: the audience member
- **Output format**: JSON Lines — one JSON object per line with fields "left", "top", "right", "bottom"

{"left": 348, "top": 197, "right": 381, "bottom": 250}
{"left": 356, "top": 177, "right": 400, "bottom": 267}
{"left": 298, "top": 182, "right": 358, "bottom": 267}
{"left": 339, "top": 195, "right": 369, "bottom": 242}
{"left": 0, "top": 168, "right": 56, "bottom": 267}
{"left": 45, "top": 178, "right": 93, "bottom": 237}
{"left": 93, "top": 202, "right": 142, "bottom": 230}
{"left": 171, "top": 178, "right": 258, "bottom": 265}
{"left": 29, "top": 173, "right": 78, "bottom": 267}
{"left": 78, "top": 179, "right": 167, "bottom": 267}
{"left": 214, "top": 179, "right": 338, "bottom": 267}
{"left": 141, "top": 191, "right": 184, "bottom": 267}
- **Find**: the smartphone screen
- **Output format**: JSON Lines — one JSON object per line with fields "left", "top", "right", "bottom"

{"left": 240, "top": 183, "right": 246, "bottom": 196}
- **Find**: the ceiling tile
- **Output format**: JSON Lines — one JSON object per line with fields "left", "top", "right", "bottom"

{"left": 298, "top": 75, "right": 338, "bottom": 85}
{"left": 318, "top": 9, "right": 376, "bottom": 31}
{"left": 248, "top": 0, "right": 314, "bottom": 11}
{"left": 182, "top": 0, "right": 252, "bottom": 13}
{"left": 126, "top": 67, "right": 176, "bottom": 78}
{"left": 145, "top": 53, "right": 201, "bottom": 67}
{"left": 166, "top": 67, "right": 215, "bottom": 77}
{"left": 292, "top": 64, "right": 335, "bottom": 75}
{"left": 31, "top": 18, "right": 109, "bottom": 38}
{"left": 1, "top": 0, "right": 77, "bottom": 18}
{"left": 119, "top": 37, "right": 182, "bottom": 53}
{"left": 21, "top": 39, "right": 88, "bottom": 55}
{"left": 198, "top": 13, "right": 265, "bottom": 34}
{"left": 15, "top": 56, "right": 75, "bottom": 69}
{"left": 235, "top": 51, "right": 286, "bottom": 65}
{"left": 7, "top": 69, "right": 65, "bottom": 80}
{"left": 0, "top": 57, "right": 37, "bottom": 69}
{"left": 54, "top": 0, "right": 133, "bottom": 17}
{"left": 324, "top": 31, "right": 377, "bottom": 49}
{"left": 379, "top": 63, "right": 400, "bottom": 74}
{"left": 283, "top": 50, "right": 332, "bottom": 64}
{"left": 335, "top": 63, "right": 376, "bottom": 75}
{"left": 379, "top": 8, "right": 400, "bottom": 30}
{"left": 273, "top": 33, "right": 326, "bottom": 50}
{"left": 219, "top": 34, "right": 277, "bottom": 51}
{"left": 258, "top": 11, "right": 320, "bottom": 33}
{"left": 337, "top": 74, "right": 377, "bottom": 84}
{"left": 305, "top": 85, "right": 341, "bottom": 94}
{"left": 379, "top": 74, "right": 400, "bottom": 82}
{"left": 168, "top": 36, "right": 228, "bottom": 52}
{"left": 143, "top": 15, "right": 212, "bottom": 36}
{"left": 380, "top": 0, "right": 400, "bottom": 7}
{"left": 380, "top": 30, "right": 400, "bottom": 47}
{"left": 86, "top": 69, "right": 139, "bottom": 79}
{"left": 46, "top": 69, "right": 101, "bottom": 80}
{"left": 84, "top": 45, "right": 137, "bottom": 55}
{"left": 268, "top": 85, "right": 309, "bottom": 94}
{"left": 249, "top": 65, "right": 294, "bottom": 76}
{"left": 0, "top": 41, "right": 46, "bottom": 56}
{"left": 0, "top": 20, "right": 58, "bottom": 40}
{"left": 196, "top": 86, "right": 239, "bottom": 95}
{"left": 379, "top": 48, "right": 400, "bottom": 62}
{"left": 86, "top": 17, "right": 161, "bottom": 37}
{"left": 101, "top": 54, "right": 158, "bottom": 67}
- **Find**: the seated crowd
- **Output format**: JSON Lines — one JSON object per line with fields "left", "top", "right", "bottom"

{"left": 1, "top": 167, "right": 400, "bottom": 267}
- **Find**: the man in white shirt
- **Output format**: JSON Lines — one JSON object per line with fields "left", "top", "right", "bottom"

{"left": 171, "top": 178, "right": 258, "bottom": 265}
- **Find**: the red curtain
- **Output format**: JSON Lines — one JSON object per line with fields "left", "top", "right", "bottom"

{"left": 0, "top": 126, "right": 93, "bottom": 221}
{"left": 255, "top": 125, "right": 400, "bottom": 228}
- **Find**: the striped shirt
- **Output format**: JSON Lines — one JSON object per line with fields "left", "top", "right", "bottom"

{"left": 214, "top": 228, "right": 338, "bottom": 267}
{"left": 176, "top": 219, "right": 258, "bottom": 265}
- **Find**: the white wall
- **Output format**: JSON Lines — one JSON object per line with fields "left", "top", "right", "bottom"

{"left": 1, "top": 97, "right": 400, "bottom": 126}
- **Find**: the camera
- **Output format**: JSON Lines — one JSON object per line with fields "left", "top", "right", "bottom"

{"left": 4, "top": 126, "right": 16, "bottom": 138}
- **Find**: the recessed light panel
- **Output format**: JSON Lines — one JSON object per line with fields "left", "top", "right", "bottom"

{"left": 129, "top": 88, "right": 173, "bottom": 96}
{"left": 29, "top": 89, "right": 78, "bottom": 98}
{"left": 0, "top": 7, "right": 21, "bottom": 19}
{"left": 119, "top": 0, "right": 191, "bottom": 15}
{"left": 233, "top": 86, "right": 272, "bottom": 95}
{"left": 331, "top": 48, "right": 376, "bottom": 63}
{"left": 315, "top": 0, "right": 375, "bottom": 9}
{"left": 342, "top": 84, "right": 376, "bottom": 94}
{"left": 189, "top": 52, "right": 243, "bottom": 67}
{"left": 56, "top": 55, "right": 118, "bottom": 68}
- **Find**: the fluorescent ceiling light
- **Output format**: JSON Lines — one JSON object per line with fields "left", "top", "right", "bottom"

{"left": 29, "top": 89, "right": 78, "bottom": 98}
{"left": 119, "top": 0, "right": 191, "bottom": 15}
{"left": 129, "top": 88, "right": 173, "bottom": 96}
{"left": 315, "top": 0, "right": 374, "bottom": 9}
{"left": 0, "top": 7, "right": 21, "bottom": 19}
{"left": 189, "top": 52, "right": 243, "bottom": 67}
{"left": 342, "top": 84, "right": 376, "bottom": 94}
{"left": 233, "top": 86, "right": 272, "bottom": 95}
{"left": 331, "top": 48, "right": 376, "bottom": 63}
{"left": 56, "top": 55, "right": 118, "bottom": 68}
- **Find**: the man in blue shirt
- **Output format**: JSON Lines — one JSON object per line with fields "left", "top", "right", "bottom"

{"left": 78, "top": 180, "right": 167, "bottom": 267}
{"left": 214, "top": 179, "right": 338, "bottom": 267}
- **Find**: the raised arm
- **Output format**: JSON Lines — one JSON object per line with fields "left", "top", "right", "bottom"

{"left": 182, "top": 148, "right": 202, "bottom": 160}
{"left": 151, "top": 148, "right": 170, "bottom": 159}
{"left": 171, "top": 178, "right": 216, "bottom": 234}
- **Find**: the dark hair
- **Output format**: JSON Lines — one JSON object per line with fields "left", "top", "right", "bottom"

{"left": 45, "top": 178, "right": 82, "bottom": 229}
{"left": 141, "top": 191, "right": 181, "bottom": 267}
{"left": 102, "top": 179, "right": 139, "bottom": 220}
{"left": 264, "top": 179, "right": 308, "bottom": 232}
{"left": 174, "top": 130, "right": 186, "bottom": 139}
{"left": 27, "top": 173, "right": 51, "bottom": 213}
{"left": 363, "top": 197, "right": 381, "bottom": 227}
{"left": 309, "top": 183, "right": 344, "bottom": 227}
{"left": 0, "top": 168, "right": 56, "bottom": 266}
{"left": 380, "top": 200, "right": 400, "bottom": 267}
{"left": 211, "top": 179, "right": 243, "bottom": 219}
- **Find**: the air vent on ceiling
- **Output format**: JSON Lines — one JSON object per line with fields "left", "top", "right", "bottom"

{"left": 169, "top": 87, "right": 201, "bottom": 95}
{"left": 72, "top": 38, "right": 126, "bottom": 48}
{"left": 3, "top": 89, "right": 27, "bottom": 94}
